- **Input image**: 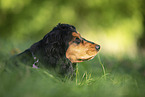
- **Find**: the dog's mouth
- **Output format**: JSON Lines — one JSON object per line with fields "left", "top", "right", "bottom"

{"left": 77, "top": 56, "right": 95, "bottom": 62}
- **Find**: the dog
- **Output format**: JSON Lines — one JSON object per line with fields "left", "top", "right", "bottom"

{"left": 11, "top": 23, "right": 100, "bottom": 77}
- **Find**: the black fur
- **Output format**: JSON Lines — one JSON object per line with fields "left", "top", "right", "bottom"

{"left": 11, "top": 23, "right": 77, "bottom": 77}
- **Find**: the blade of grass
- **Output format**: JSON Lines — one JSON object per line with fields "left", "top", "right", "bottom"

{"left": 98, "top": 54, "right": 106, "bottom": 80}
{"left": 76, "top": 64, "right": 78, "bottom": 85}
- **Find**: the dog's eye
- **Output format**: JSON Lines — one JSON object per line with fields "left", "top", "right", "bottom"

{"left": 74, "top": 38, "right": 81, "bottom": 44}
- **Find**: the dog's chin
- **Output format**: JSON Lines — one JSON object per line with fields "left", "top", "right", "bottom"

{"left": 72, "top": 56, "right": 95, "bottom": 63}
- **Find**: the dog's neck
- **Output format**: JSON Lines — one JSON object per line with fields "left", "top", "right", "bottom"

{"left": 30, "top": 49, "right": 76, "bottom": 77}
{"left": 29, "top": 40, "right": 76, "bottom": 77}
{"left": 31, "top": 51, "right": 39, "bottom": 68}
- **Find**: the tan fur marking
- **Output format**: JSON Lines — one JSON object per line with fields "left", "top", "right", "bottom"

{"left": 66, "top": 32, "right": 100, "bottom": 63}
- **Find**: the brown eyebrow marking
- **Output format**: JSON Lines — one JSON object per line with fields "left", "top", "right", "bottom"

{"left": 72, "top": 32, "right": 80, "bottom": 38}
{"left": 69, "top": 32, "right": 82, "bottom": 45}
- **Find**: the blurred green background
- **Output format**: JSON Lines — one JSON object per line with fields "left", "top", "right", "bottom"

{"left": 1, "top": 0, "right": 145, "bottom": 57}
{"left": 0, "top": 0, "right": 145, "bottom": 97}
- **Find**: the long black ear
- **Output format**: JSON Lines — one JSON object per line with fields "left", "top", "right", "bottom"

{"left": 42, "top": 23, "right": 77, "bottom": 56}
{"left": 43, "top": 30, "right": 63, "bottom": 45}
{"left": 42, "top": 30, "right": 67, "bottom": 56}
{"left": 43, "top": 23, "right": 76, "bottom": 45}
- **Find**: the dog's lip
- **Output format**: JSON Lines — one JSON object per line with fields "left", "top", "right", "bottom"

{"left": 77, "top": 56, "right": 95, "bottom": 61}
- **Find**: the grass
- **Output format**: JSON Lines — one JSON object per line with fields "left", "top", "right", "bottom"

{"left": 0, "top": 53, "right": 145, "bottom": 97}
{"left": 98, "top": 54, "right": 106, "bottom": 80}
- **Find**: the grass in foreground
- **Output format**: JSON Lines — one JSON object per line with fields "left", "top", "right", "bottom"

{"left": 0, "top": 55, "right": 145, "bottom": 97}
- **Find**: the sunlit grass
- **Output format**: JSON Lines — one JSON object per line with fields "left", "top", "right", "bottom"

{"left": 98, "top": 54, "right": 106, "bottom": 80}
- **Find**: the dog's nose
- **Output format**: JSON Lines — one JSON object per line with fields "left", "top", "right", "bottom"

{"left": 95, "top": 45, "right": 100, "bottom": 51}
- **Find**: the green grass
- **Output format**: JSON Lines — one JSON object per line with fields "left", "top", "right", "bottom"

{"left": 0, "top": 54, "right": 145, "bottom": 97}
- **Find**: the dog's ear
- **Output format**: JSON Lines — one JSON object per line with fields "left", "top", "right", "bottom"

{"left": 42, "top": 30, "right": 67, "bottom": 56}
{"left": 43, "top": 30, "right": 63, "bottom": 45}
{"left": 43, "top": 24, "right": 74, "bottom": 45}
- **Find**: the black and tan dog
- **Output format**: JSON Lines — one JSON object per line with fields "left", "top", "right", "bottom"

{"left": 11, "top": 23, "right": 100, "bottom": 77}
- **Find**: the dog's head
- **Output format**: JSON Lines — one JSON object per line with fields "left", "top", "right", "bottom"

{"left": 42, "top": 23, "right": 100, "bottom": 63}
{"left": 66, "top": 31, "right": 100, "bottom": 63}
